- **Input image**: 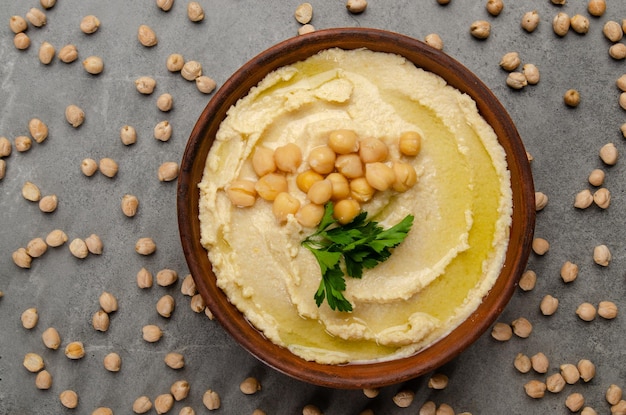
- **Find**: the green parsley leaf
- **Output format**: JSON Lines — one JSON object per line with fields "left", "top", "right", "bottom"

{"left": 302, "top": 202, "right": 414, "bottom": 312}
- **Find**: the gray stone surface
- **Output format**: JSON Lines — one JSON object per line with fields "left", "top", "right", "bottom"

{"left": 1, "top": 1, "right": 625, "bottom": 414}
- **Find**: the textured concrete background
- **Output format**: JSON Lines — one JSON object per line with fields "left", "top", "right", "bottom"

{"left": 1, "top": 1, "right": 626, "bottom": 414}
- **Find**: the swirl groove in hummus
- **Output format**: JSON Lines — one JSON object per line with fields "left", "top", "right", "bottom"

{"left": 199, "top": 48, "right": 512, "bottom": 364}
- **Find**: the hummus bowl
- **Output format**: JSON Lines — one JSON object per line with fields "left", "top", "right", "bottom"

{"left": 178, "top": 28, "right": 535, "bottom": 389}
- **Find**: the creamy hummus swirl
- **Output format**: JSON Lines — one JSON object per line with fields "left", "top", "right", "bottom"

{"left": 199, "top": 48, "right": 512, "bottom": 364}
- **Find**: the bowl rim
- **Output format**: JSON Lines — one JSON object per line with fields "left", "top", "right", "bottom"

{"left": 177, "top": 27, "right": 535, "bottom": 389}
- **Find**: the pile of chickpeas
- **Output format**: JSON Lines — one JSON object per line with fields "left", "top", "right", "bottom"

{"left": 225, "top": 129, "right": 421, "bottom": 227}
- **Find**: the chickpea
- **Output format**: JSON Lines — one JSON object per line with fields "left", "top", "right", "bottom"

{"left": 399, "top": 132, "right": 422, "bottom": 158}
{"left": 308, "top": 145, "right": 336, "bottom": 174}
{"left": 326, "top": 172, "right": 351, "bottom": 200}
{"left": 335, "top": 154, "right": 364, "bottom": 178}
{"left": 255, "top": 173, "right": 288, "bottom": 201}
{"left": 564, "top": 89, "right": 580, "bottom": 107}
{"left": 553, "top": 12, "right": 571, "bottom": 37}
{"left": 424, "top": 33, "right": 443, "bottom": 50}
{"left": 350, "top": 177, "right": 375, "bottom": 203}
{"left": 166, "top": 53, "right": 185, "bottom": 72}
{"left": 252, "top": 146, "right": 276, "bottom": 177}
{"left": 359, "top": 137, "right": 389, "bottom": 163}
{"left": 307, "top": 179, "right": 333, "bottom": 205}
{"left": 486, "top": 0, "right": 503, "bottom": 16}
{"left": 296, "top": 203, "right": 325, "bottom": 228}
{"left": 226, "top": 179, "right": 257, "bottom": 207}
{"left": 588, "top": 169, "right": 605, "bottom": 186}
{"left": 328, "top": 129, "right": 359, "bottom": 154}
{"left": 392, "top": 161, "right": 418, "bottom": 192}
{"left": 365, "top": 162, "right": 395, "bottom": 191}
{"left": 14, "top": 33, "right": 31, "bottom": 50}
{"left": 296, "top": 170, "right": 323, "bottom": 193}
{"left": 587, "top": 0, "right": 606, "bottom": 17}
{"left": 334, "top": 199, "right": 361, "bottom": 224}
{"left": 470, "top": 20, "right": 491, "bottom": 39}
{"left": 521, "top": 10, "right": 540, "bottom": 33}
{"left": 274, "top": 143, "right": 302, "bottom": 173}
{"left": 10, "top": 16, "right": 28, "bottom": 34}
{"left": 571, "top": 14, "right": 590, "bottom": 34}
{"left": 272, "top": 192, "right": 301, "bottom": 222}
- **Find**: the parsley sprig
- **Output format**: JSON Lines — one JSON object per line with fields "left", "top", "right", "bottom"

{"left": 301, "top": 202, "right": 414, "bottom": 312}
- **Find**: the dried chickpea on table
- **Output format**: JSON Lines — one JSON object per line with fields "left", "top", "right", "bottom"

{"left": 1, "top": 0, "right": 626, "bottom": 414}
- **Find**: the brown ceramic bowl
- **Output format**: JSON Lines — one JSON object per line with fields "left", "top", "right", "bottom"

{"left": 177, "top": 28, "right": 535, "bottom": 389}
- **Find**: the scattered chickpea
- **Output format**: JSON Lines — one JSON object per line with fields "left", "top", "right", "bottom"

{"left": 588, "top": 169, "right": 605, "bottom": 186}
{"left": 9, "top": 16, "right": 28, "bottom": 33}
{"left": 298, "top": 24, "right": 315, "bottom": 35}
{"left": 135, "top": 76, "right": 157, "bottom": 94}
{"left": 522, "top": 63, "right": 540, "bottom": 84}
{"left": 187, "top": 1, "right": 205, "bottom": 21}
{"left": 81, "top": 158, "right": 98, "bottom": 176}
{"left": 203, "top": 389, "right": 221, "bottom": 410}
{"left": 28, "top": 118, "right": 48, "bottom": 143}
{"left": 346, "top": 0, "right": 368, "bottom": 14}
{"left": 164, "top": 352, "right": 185, "bottom": 370}
{"left": 506, "top": 72, "right": 527, "bottom": 90}
{"left": 137, "top": 267, "right": 153, "bottom": 288}
{"left": 598, "top": 300, "right": 618, "bottom": 319}
{"left": 604, "top": 21, "right": 623, "bottom": 42}
{"left": 166, "top": 53, "right": 185, "bottom": 72}
{"left": 21, "top": 307, "right": 39, "bottom": 329}
{"left": 500, "top": 52, "right": 521, "bottom": 71}
{"left": 576, "top": 302, "right": 597, "bottom": 321}
{"left": 0, "top": 159, "right": 5, "bottom": 180}
{"left": 190, "top": 293, "right": 206, "bottom": 313}
{"left": 577, "top": 359, "right": 595, "bottom": 382}
{"left": 154, "top": 120, "right": 173, "bottom": 141}
{"left": 535, "top": 191, "right": 548, "bottom": 211}
{"left": 491, "top": 322, "right": 512, "bottom": 341}
{"left": 574, "top": 189, "right": 593, "bottom": 209}
{"left": 593, "top": 188, "right": 611, "bottom": 209}
{"left": 570, "top": 14, "right": 590, "bottom": 34}
{"left": 26, "top": 8, "right": 47, "bottom": 27}
{"left": 156, "top": 0, "right": 175, "bottom": 11}
{"left": 64, "top": 341, "right": 86, "bottom": 359}
{"left": 133, "top": 396, "right": 153, "bottom": 414}
{"left": 295, "top": 3, "right": 313, "bottom": 24}
{"left": 23, "top": 352, "right": 45, "bottom": 372}
{"left": 41, "top": 327, "right": 61, "bottom": 349}
{"left": 518, "top": 269, "right": 536, "bottom": 291}
{"left": 0, "top": 136, "right": 12, "bottom": 157}
{"left": 521, "top": 10, "right": 540, "bottom": 33}
{"left": 587, "top": 0, "right": 606, "bottom": 17}
{"left": 392, "top": 389, "right": 415, "bottom": 408}
{"left": 609, "top": 44, "right": 626, "bottom": 60}
{"left": 15, "top": 135, "right": 32, "bottom": 152}
{"left": 83, "top": 56, "right": 104, "bottom": 75}
{"left": 65, "top": 104, "right": 85, "bottom": 127}
{"left": 363, "top": 388, "right": 380, "bottom": 398}
{"left": 69, "top": 238, "right": 89, "bottom": 258}
{"left": 512, "top": 317, "right": 532, "bottom": 338}
{"left": 38, "top": 41, "right": 55, "bottom": 65}
{"left": 154, "top": 393, "right": 174, "bottom": 414}
{"left": 181, "top": 60, "right": 203, "bottom": 81}
{"left": 180, "top": 274, "right": 197, "bottom": 296}
{"left": 142, "top": 324, "right": 163, "bottom": 342}
{"left": 565, "top": 392, "right": 585, "bottom": 412}
{"left": 420, "top": 401, "right": 437, "bottom": 415}
{"left": 581, "top": 407, "right": 598, "bottom": 415}
{"left": 240, "top": 377, "right": 261, "bottom": 395}
{"left": 470, "top": 20, "right": 490, "bottom": 39}
{"left": 599, "top": 143, "right": 618, "bottom": 165}
{"left": 620, "top": 92, "right": 626, "bottom": 110}
{"left": 617, "top": 74, "right": 626, "bottom": 91}
{"left": 12, "top": 247, "right": 32, "bottom": 268}
{"left": 92, "top": 310, "right": 110, "bottom": 331}
{"left": 428, "top": 373, "right": 449, "bottom": 390}
{"left": 170, "top": 379, "right": 191, "bottom": 401}
{"left": 524, "top": 380, "right": 547, "bottom": 398}
{"left": 593, "top": 244, "right": 611, "bottom": 266}
{"left": 35, "top": 370, "right": 52, "bottom": 389}
{"left": 85, "top": 234, "right": 103, "bottom": 255}
{"left": 486, "top": 0, "right": 503, "bottom": 16}
{"left": 563, "top": 89, "right": 580, "bottom": 107}
{"left": 14, "top": 33, "right": 31, "bottom": 50}
{"left": 156, "top": 269, "right": 178, "bottom": 287}
{"left": 180, "top": 407, "right": 196, "bottom": 415}
{"left": 531, "top": 237, "right": 549, "bottom": 255}
{"left": 514, "top": 353, "right": 532, "bottom": 373}
{"left": 424, "top": 33, "right": 444, "bottom": 50}
{"left": 99, "top": 291, "right": 118, "bottom": 313}
{"left": 80, "top": 15, "right": 100, "bottom": 34}
{"left": 138, "top": 24, "right": 158, "bottom": 46}
{"left": 559, "top": 261, "right": 578, "bottom": 283}
{"left": 540, "top": 294, "right": 559, "bottom": 316}
{"left": 59, "top": 390, "right": 79, "bottom": 409}
{"left": 553, "top": 12, "right": 571, "bottom": 36}
{"left": 560, "top": 363, "right": 581, "bottom": 384}
{"left": 156, "top": 294, "right": 176, "bottom": 318}
{"left": 92, "top": 408, "right": 113, "bottom": 415}
{"left": 26, "top": 237, "right": 47, "bottom": 258}
{"left": 22, "top": 181, "right": 41, "bottom": 202}
{"left": 546, "top": 373, "right": 566, "bottom": 393}
{"left": 158, "top": 161, "right": 179, "bottom": 182}
{"left": 121, "top": 194, "right": 139, "bottom": 217}
{"left": 531, "top": 352, "right": 549, "bottom": 373}
{"left": 58, "top": 44, "right": 78, "bottom": 63}
{"left": 157, "top": 93, "right": 173, "bottom": 111}
{"left": 120, "top": 125, "right": 137, "bottom": 145}
{"left": 606, "top": 384, "right": 623, "bottom": 405}
{"left": 99, "top": 158, "right": 119, "bottom": 178}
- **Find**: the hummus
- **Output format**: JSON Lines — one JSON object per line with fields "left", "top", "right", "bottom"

{"left": 199, "top": 48, "right": 512, "bottom": 364}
